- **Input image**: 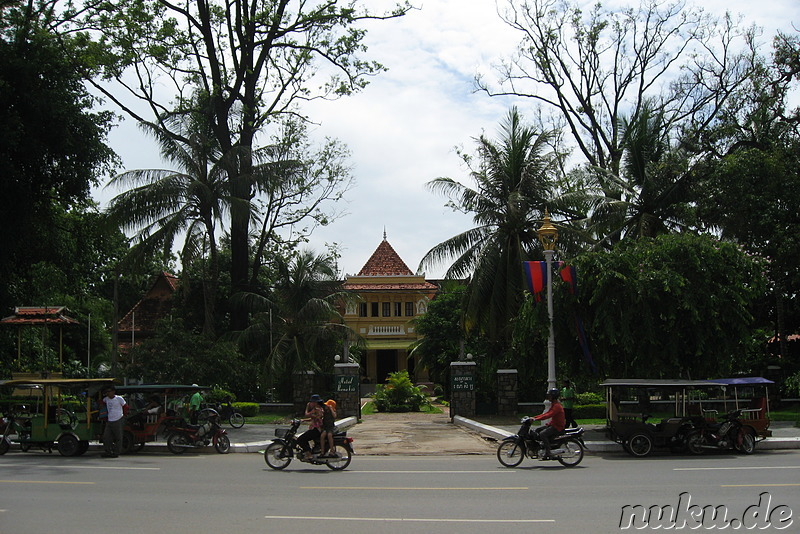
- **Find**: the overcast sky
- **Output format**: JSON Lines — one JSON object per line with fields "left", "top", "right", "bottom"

{"left": 99, "top": 0, "right": 800, "bottom": 279}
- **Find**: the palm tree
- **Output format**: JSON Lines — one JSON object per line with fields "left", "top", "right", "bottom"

{"left": 236, "top": 249, "right": 354, "bottom": 378}
{"left": 419, "top": 107, "right": 562, "bottom": 343}
{"left": 105, "top": 110, "right": 234, "bottom": 336}
{"left": 584, "top": 105, "right": 694, "bottom": 247}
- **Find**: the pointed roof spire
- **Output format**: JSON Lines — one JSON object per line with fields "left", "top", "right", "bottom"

{"left": 357, "top": 238, "right": 413, "bottom": 276}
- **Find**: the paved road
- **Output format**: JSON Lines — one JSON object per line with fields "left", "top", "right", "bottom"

{"left": 1, "top": 449, "right": 798, "bottom": 533}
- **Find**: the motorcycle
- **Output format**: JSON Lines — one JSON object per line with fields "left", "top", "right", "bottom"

{"left": 166, "top": 408, "right": 230, "bottom": 454}
{"left": 264, "top": 418, "right": 354, "bottom": 471}
{"left": 684, "top": 409, "right": 757, "bottom": 455}
{"left": 214, "top": 401, "right": 245, "bottom": 429}
{"left": 497, "top": 417, "right": 585, "bottom": 467}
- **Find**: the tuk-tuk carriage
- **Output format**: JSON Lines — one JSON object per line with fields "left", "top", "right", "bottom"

{"left": 603, "top": 377, "right": 773, "bottom": 457}
{"left": 115, "top": 384, "right": 208, "bottom": 454}
{"left": 0, "top": 378, "right": 117, "bottom": 456}
{"left": 602, "top": 378, "right": 719, "bottom": 457}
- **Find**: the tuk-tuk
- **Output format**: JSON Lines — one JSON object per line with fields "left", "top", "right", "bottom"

{"left": 115, "top": 384, "right": 208, "bottom": 454}
{"left": 0, "top": 378, "right": 117, "bottom": 456}
{"left": 693, "top": 377, "right": 772, "bottom": 439}
{"left": 602, "top": 377, "right": 774, "bottom": 457}
{"left": 602, "top": 378, "right": 719, "bottom": 457}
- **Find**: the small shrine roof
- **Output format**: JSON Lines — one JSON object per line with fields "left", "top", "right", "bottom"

{"left": 0, "top": 306, "right": 80, "bottom": 326}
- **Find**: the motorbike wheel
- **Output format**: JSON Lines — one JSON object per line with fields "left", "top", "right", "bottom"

{"left": 626, "top": 433, "right": 653, "bottom": 457}
{"left": 326, "top": 446, "right": 353, "bottom": 471}
{"left": 685, "top": 430, "right": 705, "bottom": 455}
{"left": 215, "top": 434, "right": 231, "bottom": 454}
{"left": 167, "top": 432, "right": 190, "bottom": 454}
{"left": 264, "top": 442, "right": 292, "bottom": 470}
{"left": 497, "top": 440, "right": 525, "bottom": 467}
{"left": 557, "top": 438, "right": 584, "bottom": 467}
{"left": 57, "top": 433, "right": 80, "bottom": 457}
{"left": 229, "top": 413, "right": 245, "bottom": 429}
{"left": 0, "top": 438, "right": 9, "bottom": 455}
{"left": 736, "top": 429, "right": 756, "bottom": 455}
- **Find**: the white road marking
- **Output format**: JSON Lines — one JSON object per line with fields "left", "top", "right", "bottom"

{"left": 0, "top": 463, "right": 159, "bottom": 471}
{"left": 264, "top": 515, "right": 553, "bottom": 523}
{"left": 674, "top": 466, "right": 800, "bottom": 471}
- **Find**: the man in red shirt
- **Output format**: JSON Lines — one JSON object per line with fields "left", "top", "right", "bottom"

{"left": 533, "top": 388, "right": 565, "bottom": 459}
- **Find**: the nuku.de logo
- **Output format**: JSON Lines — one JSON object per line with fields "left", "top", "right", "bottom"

{"left": 619, "top": 492, "right": 792, "bottom": 530}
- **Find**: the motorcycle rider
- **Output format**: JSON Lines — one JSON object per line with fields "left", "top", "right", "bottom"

{"left": 532, "top": 388, "right": 566, "bottom": 460}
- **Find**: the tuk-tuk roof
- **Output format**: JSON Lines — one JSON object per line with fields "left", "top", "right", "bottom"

{"left": 708, "top": 377, "right": 774, "bottom": 385}
{"left": 600, "top": 378, "right": 719, "bottom": 388}
{"left": 115, "top": 384, "right": 210, "bottom": 392}
{"left": 2, "top": 378, "right": 118, "bottom": 387}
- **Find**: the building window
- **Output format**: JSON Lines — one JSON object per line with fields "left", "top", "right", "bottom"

{"left": 371, "top": 302, "right": 379, "bottom": 317}
{"left": 405, "top": 302, "right": 414, "bottom": 316}
{"left": 394, "top": 302, "right": 402, "bottom": 316}
{"left": 382, "top": 302, "right": 391, "bottom": 317}
{"left": 359, "top": 303, "right": 367, "bottom": 317}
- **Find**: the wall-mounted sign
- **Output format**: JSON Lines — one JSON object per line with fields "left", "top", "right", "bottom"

{"left": 336, "top": 375, "right": 359, "bottom": 393}
{"left": 451, "top": 375, "right": 474, "bottom": 391}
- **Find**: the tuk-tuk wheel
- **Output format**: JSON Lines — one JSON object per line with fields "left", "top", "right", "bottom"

{"left": 626, "top": 433, "right": 653, "bottom": 457}
{"left": 0, "top": 438, "right": 9, "bottom": 455}
{"left": 57, "top": 434, "right": 80, "bottom": 457}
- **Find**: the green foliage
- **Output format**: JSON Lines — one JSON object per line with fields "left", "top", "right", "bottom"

{"left": 207, "top": 388, "right": 236, "bottom": 404}
{"left": 785, "top": 372, "right": 800, "bottom": 398}
{"left": 573, "top": 403, "right": 606, "bottom": 419}
{"left": 373, "top": 371, "right": 430, "bottom": 412}
{"left": 233, "top": 402, "right": 260, "bottom": 417}
{"left": 576, "top": 392, "right": 604, "bottom": 405}
{"left": 575, "top": 233, "right": 767, "bottom": 378}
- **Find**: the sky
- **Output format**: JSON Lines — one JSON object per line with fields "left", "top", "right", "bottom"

{"left": 98, "top": 0, "right": 800, "bottom": 279}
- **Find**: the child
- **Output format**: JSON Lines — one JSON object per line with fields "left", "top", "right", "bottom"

{"left": 320, "top": 399, "right": 337, "bottom": 457}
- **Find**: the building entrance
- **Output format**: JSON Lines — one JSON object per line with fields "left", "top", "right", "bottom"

{"left": 375, "top": 349, "right": 398, "bottom": 383}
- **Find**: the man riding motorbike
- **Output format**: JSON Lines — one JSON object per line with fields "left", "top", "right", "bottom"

{"left": 532, "top": 388, "right": 565, "bottom": 460}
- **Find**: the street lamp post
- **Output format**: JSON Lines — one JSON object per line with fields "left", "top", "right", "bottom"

{"left": 537, "top": 210, "right": 559, "bottom": 391}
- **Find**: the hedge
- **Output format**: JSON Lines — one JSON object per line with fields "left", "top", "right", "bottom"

{"left": 574, "top": 403, "right": 606, "bottom": 419}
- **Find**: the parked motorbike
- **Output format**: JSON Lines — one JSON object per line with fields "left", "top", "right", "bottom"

{"left": 264, "top": 418, "right": 354, "bottom": 471}
{"left": 166, "top": 408, "right": 230, "bottom": 454}
{"left": 497, "top": 417, "right": 585, "bottom": 467}
{"left": 214, "top": 401, "right": 245, "bottom": 429}
{"left": 685, "top": 409, "right": 757, "bottom": 455}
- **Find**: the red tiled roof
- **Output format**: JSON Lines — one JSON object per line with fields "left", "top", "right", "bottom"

{"left": 117, "top": 272, "right": 179, "bottom": 333}
{"left": 345, "top": 283, "right": 437, "bottom": 290}
{"left": 357, "top": 239, "right": 414, "bottom": 276}
{"left": 0, "top": 306, "right": 80, "bottom": 326}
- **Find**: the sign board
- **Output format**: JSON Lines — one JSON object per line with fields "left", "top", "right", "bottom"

{"left": 336, "top": 375, "right": 359, "bottom": 393}
{"left": 451, "top": 375, "right": 474, "bottom": 391}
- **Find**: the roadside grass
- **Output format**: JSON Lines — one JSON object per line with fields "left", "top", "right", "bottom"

{"left": 245, "top": 412, "right": 293, "bottom": 424}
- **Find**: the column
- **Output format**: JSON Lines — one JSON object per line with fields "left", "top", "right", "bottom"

{"left": 449, "top": 361, "right": 476, "bottom": 419}
{"left": 334, "top": 362, "right": 361, "bottom": 419}
{"left": 497, "top": 369, "right": 518, "bottom": 416}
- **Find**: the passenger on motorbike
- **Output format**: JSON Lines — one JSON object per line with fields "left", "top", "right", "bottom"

{"left": 532, "top": 388, "right": 566, "bottom": 460}
{"left": 298, "top": 394, "right": 325, "bottom": 460}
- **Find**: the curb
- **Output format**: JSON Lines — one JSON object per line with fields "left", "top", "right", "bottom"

{"left": 452, "top": 416, "right": 800, "bottom": 453}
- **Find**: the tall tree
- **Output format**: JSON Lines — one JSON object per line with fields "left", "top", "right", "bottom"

{"left": 105, "top": 108, "right": 233, "bottom": 336}
{"left": 236, "top": 249, "right": 352, "bottom": 380}
{"left": 0, "top": 0, "right": 116, "bottom": 315}
{"left": 86, "top": 0, "right": 410, "bottom": 329}
{"left": 479, "top": 0, "right": 758, "bottom": 181}
{"left": 419, "top": 108, "right": 562, "bottom": 344}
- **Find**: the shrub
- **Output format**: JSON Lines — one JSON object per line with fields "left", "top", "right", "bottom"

{"left": 233, "top": 402, "right": 260, "bottom": 417}
{"left": 574, "top": 403, "right": 606, "bottom": 419}
{"left": 373, "top": 370, "right": 430, "bottom": 412}
{"left": 576, "top": 391, "right": 604, "bottom": 405}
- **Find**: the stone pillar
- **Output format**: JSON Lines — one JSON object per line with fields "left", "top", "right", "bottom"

{"left": 449, "top": 361, "right": 476, "bottom": 419}
{"left": 292, "top": 370, "right": 315, "bottom": 415}
{"left": 334, "top": 363, "right": 361, "bottom": 419}
{"left": 497, "top": 369, "right": 518, "bottom": 416}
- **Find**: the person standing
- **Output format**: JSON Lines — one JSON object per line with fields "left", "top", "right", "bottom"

{"left": 102, "top": 385, "right": 126, "bottom": 458}
{"left": 189, "top": 385, "right": 203, "bottom": 424}
{"left": 561, "top": 379, "right": 577, "bottom": 428}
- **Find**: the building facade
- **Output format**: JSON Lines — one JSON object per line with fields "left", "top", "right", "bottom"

{"left": 342, "top": 237, "right": 438, "bottom": 388}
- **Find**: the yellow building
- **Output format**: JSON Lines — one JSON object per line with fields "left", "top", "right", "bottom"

{"left": 342, "top": 236, "right": 437, "bottom": 386}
